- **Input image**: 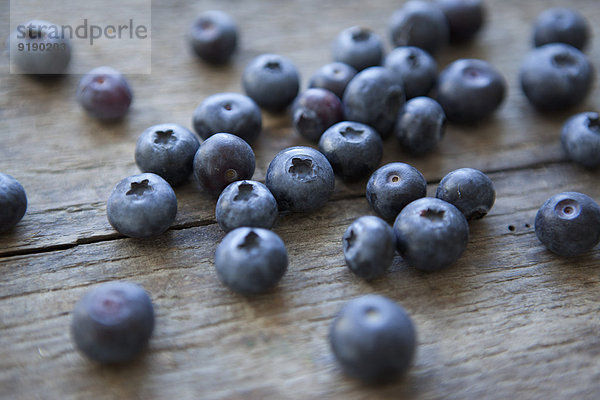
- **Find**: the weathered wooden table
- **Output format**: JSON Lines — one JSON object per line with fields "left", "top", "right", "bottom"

{"left": 1, "top": 1, "right": 600, "bottom": 399}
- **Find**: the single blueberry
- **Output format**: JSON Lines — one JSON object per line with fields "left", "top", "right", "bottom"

{"left": 188, "top": 10, "right": 238, "bottom": 64}
{"left": 393, "top": 197, "right": 469, "bottom": 271}
{"left": 242, "top": 53, "right": 300, "bottom": 112}
{"left": 329, "top": 294, "right": 416, "bottom": 383}
{"left": 533, "top": 7, "right": 590, "bottom": 51}
{"left": 318, "top": 121, "right": 383, "bottom": 181}
{"left": 107, "top": 173, "right": 177, "bottom": 238}
{"left": 76, "top": 66, "right": 133, "bottom": 121}
{"left": 342, "top": 216, "right": 396, "bottom": 280}
{"left": 389, "top": 0, "right": 449, "bottom": 55}
{"left": 435, "top": 168, "right": 495, "bottom": 219}
{"left": 435, "top": 0, "right": 486, "bottom": 43}
{"left": 395, "top": 96, "right": 446, "bottom": 156}
{"left": 292, "top": 88, "right": 344, "bottom": 142}
{"left": 0, "top": 173, "right": 27, "bottom": 232}
{"left": 193, "top": 133, "right": 255, "bottom": 197}
{"left": 535, "top": 191, "right": 600, "bottom": 257}
{"left": 366, "top": 162, "right": 427, "bottom": 221}
{"left": 135, "top": 123, "right": 201, "bottom": 186}
{"left": 520, "top": 43, "right": 594, "bottom": 112}
{"left": 384, "top": 46, "right": 438, "bottom": 100}
{"left": 265, "top": 146, "right": 335, "bottom": 213}
{"left": 70, "top": 281, "right": 155, "bottom": 364}
{"left": 308, "top": 62, "right": 357, "bottom": 99}
{"left": 192, "top": 92, "right": 262, "bottom": 143}
{"left": 332, "top": 26, "right": 384, "bottom": 72}
{"left": 436, "top": 58, "right": 506, "bottom": 124}
{"left": 9, "top": 20, "right": 71, "bottom": 75}
{"left": 343, "top": 66, "right": 405, "bottom": 138}
{"left": 216, "top": 180, "right": 278, "bottom": 232}
{"left": 214, "top": 227, "right": 288, "bottom": 295}
{"left": 561, "top": 112, "right": 600, "bottom": 168}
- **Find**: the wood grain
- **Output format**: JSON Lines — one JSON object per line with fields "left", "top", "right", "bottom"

{"left": 1, "top": 0, "right": 600, "bottom": 399}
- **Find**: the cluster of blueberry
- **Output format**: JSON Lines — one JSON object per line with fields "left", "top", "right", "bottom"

{"left": 2, "top": 0, "right": 599, "bottom": 385}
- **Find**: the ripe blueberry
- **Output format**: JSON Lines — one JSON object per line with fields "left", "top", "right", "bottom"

{"left": 135, "top": 123, "right": 201, "bottom": 186}
{"left": 366, "top": 162, "right": 427, "bottom": 221}
{"left": 393, "top": 197, "right": 469, "bottom": 271}
{"left": 0, "top": 173, "right": 27, "bottom": 232}
{"left": 193, "top": 133, "right": 255, "bottom": 197}
{"left": 395, "top": 96, "right": 446, "bottom": 156}
{"left": 343, "top": 66, "right": 405, "bottom": 138}
{"left": 342, "top": 216, "right": 396, "bottom": 280}
{"left": 76, "top": 66, "right": 133, "bottom": 121}
{"left": 561, "top": 112, "right": 600, "bottom": 168}
{"left": 535, "top": 191, "right": 600, "bottom": 257}
{"left": 107, "top": 173, "right": 177, "bottom": 238}
{"left": 519, "top": 43, "right": 593, "bottom": 112}
{"left": 436, "top": 58, "right": 506, "bottom": 124}
{"left": 9, "top": 20, "right": 71, "bottom": 75}
{"left": 70, "top": 281, "right": 155, "bottom": 364}
{"left": 329, "top": 294, "right": 416, "bottom": 383}
{"left": 215, "top": 227, "right": 288, "bottom": 295}
{"left": 436, "top": 0, "right": 486, "bottom": 43}
{"left": 216, "top": 180, "right": 278, "bottom": 232}
{"left": 318, "top": 121, "right": 383, "bottom": 181}
{"left": 242, "top": 53, "right": 300, "bottom": 112}
{"left": 533, "top": 7, "right": 590, "bottom": 51}
{"left": 383, "top": 46, "right": 438, "bottom": 100}
{"left": 389, "top": 0, "right": 449, "bottom": 55}
{"left": 188, "top": 10, "right": 238, "bottom": 64}
{"left": 308, "top": 62, "right": 357, "bottom": 99}
{"left": 192, "top": 92, "right": 262, "bottom": 143}
{"left": 332, "top": 26, "right": 384, "bottom": 72}
{"left": 265, "top": 146, "right": 335, "bottom": 213}
{"left": 292, "top": 88, "right": 344, "bottom": 142}
{"left": 436, "top": 168, "right": 495, "bottom": 219}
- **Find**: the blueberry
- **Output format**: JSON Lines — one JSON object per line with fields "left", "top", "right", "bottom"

{"left": 318, "top": 121, "right": 383, "bottom": 181}
{"left": 9, "top": 20, "right": 71, "bottom": 75}
{"left": 394, "top": 197, "right": 469, "bottom": 271}
{"left": 107, "top": 173, "right": 177, "bottom": 238}
{"left": 436, "top": 168, "right": 495, "bottom": 219}
{"left": 436, "top": 58, "right": 506, "bottom": 124}
{"left": 343, "top": 66, "right": 405, "bottom": 138}
{"left": 561, "top": 112, "right": 600, "bottom": 168}
{"left": 342, "top": 216, "right": 396, "bottom": 280}
{"left": 435, "top": 0, "right": 486, "bottom": 43}
{"left": 395, "top": 96, "right": 446, "bottom": 156}
{"left": 76, "top": 66, "right": 133, "bottom": 121}
{"left": 242, "top": 53, "right": 300, "bottom": 112}
{"left": 192, "top": 92, "right": 262, "bottom": 143}
{"left": 214, "top": 227, "right": 288, "bottom": 295}
{"left": 135, "top": 123, "right": 201, "bottom": 186}
{"left": 383, "top": 46, "right": 438, "bottom": 100}
{"left": 535, "top": 192, "right": 600, "bottom": 257}
{"left": 0, "top": 173, "right": 27, "bottom": 232}
{"left": 389, "top": 0, "right": 449, "bottom": 55}
{"left": 265, "top": 146, "right": 335, "bottom": 213}
{"left": 308, "top": 62, "right": 357, "bottom": 99}
{"left": 519, "top": 43, "right": 594, "bottom": 112}
{"left": 188, "top": 10, "right": 238, "bottom": 64}
{"left": 292, "top": 88, "right": 344, "bottom": 142}
{"left": 70, "top": 281, "right": 155, "bottom": 364}
{"left": 332, "top": 26, "right": 384, "bottom": 72}
{"left": 366, "top": 162, "right": 427, "bottom": 221}
{"left": 193, "top": 133, "right": 255, "bottom": 197}
{"left": 533, "top": 7, "right": 590, "bottom": 51}
{"left": 329, "top": 294, "right": 416, "bottom": 383}
{"left": 216, "top": 180, "right": 278, "bottom": 232}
